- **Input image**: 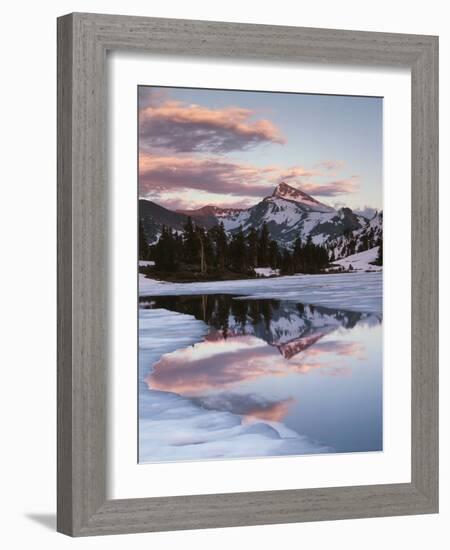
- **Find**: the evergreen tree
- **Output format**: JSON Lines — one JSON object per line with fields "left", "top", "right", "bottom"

{"left": 174, "top": 232, "right": 184, "bottom": 260}
{"left": 154, "top": 225, "right": 178, "bottom": 271}
{"left": 361, "top": 233, "right": 369, "bottom": 251}
{"left": 302, "top": 235, "right": 314, "bottom": 271}
{"left": 285, "top": 235, "right": 330, "bottom": 274}
{"left": 268, "top": 240, "right": 280, "bottom": 268}
{"left": 374, "top": 238, "right": 383, "bottom": 266}
{"left": 195, "top": 226, "right": 207, "bottom": 273}
{"left": 368, "top": 228, "right": 375, "bottom": 249}
{"left": 138, "top": 219, "right": 149, "bottom": 260}
{"left": 194, "top": 226, "right": 214, "bottom": 274}
{"left": 280, "top": 248, "right": 293, "bottom": 274}
{"left": 292, "top": 237, "right": 303, "bottom": 272}
{"left": 215, "top": 222, "right": 228, "bottom": 270}
{"left": 208, "top": 223, "right": 228, "bottom": 271}
{"left": 183, "top": 216, "right": 199, "bottom": 263}
{"left": 246, "top": 227, "right": 259, "bottom": 267}
{"left": 258, "top": 222, "right": 270, "bottom": 266}
{"left": 230, "top": 226, "right": 247, "bottom": 271}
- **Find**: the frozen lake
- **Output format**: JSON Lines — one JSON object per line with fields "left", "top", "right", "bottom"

{"left": 140, "top": 271, "right": 383, "bottom": 314}
{"left": 138, "top": 273, "right": 383, "bottom": 463}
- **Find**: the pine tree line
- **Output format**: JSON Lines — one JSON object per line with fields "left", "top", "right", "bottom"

{"left": 141, "top": 217, "right": 330, "bottom": 278}
{"left": 139, "top": 219, "right": 150, "bottom": 260}
{"left": 280, "top": 236, "right": 329, "bottom": 274}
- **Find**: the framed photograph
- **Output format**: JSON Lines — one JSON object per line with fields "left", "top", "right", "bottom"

{"left": 57, "top": 13, "right": 438, "bottom": 536}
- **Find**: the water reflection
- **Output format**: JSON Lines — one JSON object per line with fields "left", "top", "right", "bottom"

{"left": 141, "top": 295, "right": 383, "bottom": 454}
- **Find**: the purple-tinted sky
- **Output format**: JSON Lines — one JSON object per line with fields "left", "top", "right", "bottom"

{"left": 138, "top": 86, "right": 382, "bottom": 211}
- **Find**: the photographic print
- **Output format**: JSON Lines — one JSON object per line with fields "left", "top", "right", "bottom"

{"left": 138, "top": 86, "right": 383, "bottom": 463}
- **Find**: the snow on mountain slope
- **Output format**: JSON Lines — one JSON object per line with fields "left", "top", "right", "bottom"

{"left": 332, "top": 246, "right": 381, "bottom": 272}
{"left": 231, "top": 193, "right": 366, "bottom": 248}
{"left": 222, "top": 184, "right": 373, "bottom": 250}
{"left": 329, "top": 211, "right": 383, "bottom": 260}
{"left": 220, "top": 209, "right": 251, "bottom": 231}
{"left": 139, "top": 182, "right": 377, "bottom": 253}
{"left": 177, "top": 205, "right": 244, "bottom": 218}
{"left": 271, "top": 182, "right": 335, "bottom": 213}
{"left": 139, "top": 199, "right": 217, "bottom": 244}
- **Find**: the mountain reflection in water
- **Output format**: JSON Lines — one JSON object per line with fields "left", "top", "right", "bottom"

{"left": 140, "top": 294, "right": 383, "bottom": 454}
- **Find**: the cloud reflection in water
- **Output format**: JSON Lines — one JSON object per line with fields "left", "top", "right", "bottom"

{"left": 145, "top": 295, "right": 380, "bottom": 437}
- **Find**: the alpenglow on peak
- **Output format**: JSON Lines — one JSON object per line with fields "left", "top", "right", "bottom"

{"left": 271, "top": 182, "right": 334, "bottom": 212}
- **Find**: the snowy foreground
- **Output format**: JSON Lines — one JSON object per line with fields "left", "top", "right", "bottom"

{"left": 140, "top": 271, "right": 382, "bottom": 315}
{"left": 332, "top": 246, "right": 381, "bottom": 273}
{"left": 139, "top": 271, "right": 381, "bottom": 462}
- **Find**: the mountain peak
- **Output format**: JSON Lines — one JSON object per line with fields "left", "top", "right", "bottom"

{"left": 273, "top": 182, "right": 315, "bottom": 201}
{"left": 271, "top": 182, "right": 333, "bottom": 212}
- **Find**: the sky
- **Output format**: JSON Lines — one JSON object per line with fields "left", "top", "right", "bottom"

{"left": 138, "top": 86, "right": 382, "bottom": 212}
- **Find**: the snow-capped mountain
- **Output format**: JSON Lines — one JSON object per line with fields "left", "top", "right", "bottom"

{"left": 218, "top": 183, "right": 368, "bottom": 247}
{"left": 147, "top": 294, "right": 380, "bottom": 360}
{"left": 139, "top": 199, "right": 218, "bottom": 244}
{"left": 271, "top": 181, "right": 334, "bottom": 212}
{"left": 328, "top": 210, "right": 383, "bottom": 259}
{"left": 140, "top": 182, "right": 381, "bottom": 256}
{"left": 176, "top": 205, "right": 244, "bottom": 218}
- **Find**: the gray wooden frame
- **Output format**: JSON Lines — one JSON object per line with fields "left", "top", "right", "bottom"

{"left": 57, "top": 12, "right": 438, "bottom": 537}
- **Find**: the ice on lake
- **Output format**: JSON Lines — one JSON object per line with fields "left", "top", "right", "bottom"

{"left": 139, "top": 273, "right": 383, "bottom": 463}
{"left": 140, "top": 271, "right": 383, "bottom": 315}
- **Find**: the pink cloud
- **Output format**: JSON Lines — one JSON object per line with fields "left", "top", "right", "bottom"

{"left": 139, "top": 154, "right": 275, "bottom": 198}
{"left": 139, "top": 100, "right": 285, "bottom": 153}
{"left": 188, "top": 392, "right": 295, "bottom": 424}
{"left": 145, "top": 334, "right": 360, "bottom": 396}
{"left": 301, "top": 178, "right": 359, "bottom": 197}
{"left": 276, "top": 166, "right": 322, "bottom": 180}
{"left": 139, "top": 154, "right": 359, "bottom": 205}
